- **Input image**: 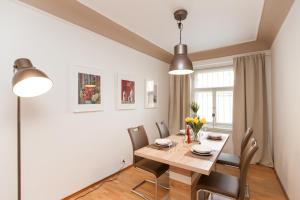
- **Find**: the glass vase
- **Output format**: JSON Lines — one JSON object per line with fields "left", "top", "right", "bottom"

{"left": 191, "top": 129, "right": 201, "bottom": 144}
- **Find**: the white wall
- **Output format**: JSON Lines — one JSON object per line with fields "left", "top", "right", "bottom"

{"left": 0, "top": 1, "right": 169, "bottom": 200}
{"left": 271, "top": 0, "right": 300, "bottom": 199}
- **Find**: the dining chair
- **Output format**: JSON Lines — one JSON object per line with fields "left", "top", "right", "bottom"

{"left": 155, "top": 121, "right": 170, "bottom": 138}
{"left": 196, "top": 138, "right": 258, "bottom": 200}
{"left": 128, "top": 125, "right": 169, "bottom": 200}
{"left": 217, "top": 127, "right": 253, "bottom": 168}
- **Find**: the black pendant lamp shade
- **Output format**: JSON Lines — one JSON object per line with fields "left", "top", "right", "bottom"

{"left": 169, "top": 9, "right": 193, "bottom": 75}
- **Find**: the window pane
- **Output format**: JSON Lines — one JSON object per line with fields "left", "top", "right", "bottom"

{"left": 194, "top": 91, "right": 213, "bottom": 122}
{"left": 216, "top": 90, "right": 233, "bottom": 124}
{"left": 194, "top": 68, "right": 234, "bottom": 88}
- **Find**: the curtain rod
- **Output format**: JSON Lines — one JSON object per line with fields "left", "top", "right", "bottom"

{"left": 230, "top": 49, "right": 271, "bottom": 58}
{"left": 194, "top": 50, "right": 271, "bottom": 69}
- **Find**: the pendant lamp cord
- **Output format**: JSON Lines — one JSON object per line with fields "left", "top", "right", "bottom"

{"left": 177, "top": 20, "right": 183, "bottom": 44}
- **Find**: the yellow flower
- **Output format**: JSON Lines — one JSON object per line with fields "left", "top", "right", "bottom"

{"left": 185, "top": 117, "right": 193, "bottom": 123}
{"left": 201, "top": 118, "right": 207, "bottom": 124}
{"left": 194, "top": 117, "right": 199, "bottom": 124}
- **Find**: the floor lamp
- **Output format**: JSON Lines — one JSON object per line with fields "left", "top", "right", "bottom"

{"left": 12, "top": 58, "right": 53, "bottom": 200}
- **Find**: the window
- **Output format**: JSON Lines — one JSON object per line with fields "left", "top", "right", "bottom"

{"left": 193, "top": 67, "right": 234, "bottom": 128}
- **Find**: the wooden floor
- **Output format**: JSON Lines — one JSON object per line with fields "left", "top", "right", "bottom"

{"left": 66, "top": 164, "right": 287, "bottom": 200}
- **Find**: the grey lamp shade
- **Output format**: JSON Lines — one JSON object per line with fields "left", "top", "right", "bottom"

{"left": 169, "top": 44, "right": 193, "bottom": 75}
{"left": 12, "top": 59, "right": 53, "bottom": 97}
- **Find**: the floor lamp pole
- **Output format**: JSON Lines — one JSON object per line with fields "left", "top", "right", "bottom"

{"left": 17, "top": 96, "right": 21, "bottom": 200}
{"left": 12, "top": 58, "right": 53, "bottom": 200}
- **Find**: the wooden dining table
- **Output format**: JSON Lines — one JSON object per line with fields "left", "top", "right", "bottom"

{"left": 134, "top": 132, "right": 229, "bottom": 200}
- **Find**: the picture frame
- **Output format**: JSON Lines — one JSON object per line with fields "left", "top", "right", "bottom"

{"left": 116, "top": 73, "right": 136, "bottom": 110}
{"left": 144, "top": 79, "right": 158, "bottom": 108}
{"left": 70, "top": 66, "right": 104, "bottom": 112}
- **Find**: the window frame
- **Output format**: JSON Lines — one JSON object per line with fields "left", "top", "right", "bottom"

{"left": 192, "top": 66, "right": 234, "bottom": 129}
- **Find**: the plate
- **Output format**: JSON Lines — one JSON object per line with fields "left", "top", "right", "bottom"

{"left": 153, "top": 143, "right": 171, "bottom": 148}
{"left": 178, "top": 129, "right": 185, "bottom": 135}
{"left": 191, "top": 150, "right": 212, "bottom": 156}
{"left": 207, "top": 134, "right": 222, "bottom": 140}
{"left": 155, "top": 138, "right": 172, "bottom": 146}
{"left": 191, "top": 144, "right": 212, "bottom": 154}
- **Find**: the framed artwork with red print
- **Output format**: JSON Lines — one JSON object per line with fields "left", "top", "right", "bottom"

{"left": 116, "top": 73, "right": 136, "bottom": 110}
{"left": 71, "top": 66, "right": 104, "bottom": 112}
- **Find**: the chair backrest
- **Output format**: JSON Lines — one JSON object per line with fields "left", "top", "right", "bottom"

{"left": 127, "top": 126, "right": 149, "bottom": 164}
{"left": 155, "top": 121, "right": 170, "bottom": 138}
{"left": 238, "top": 138, "right": 258, "bottom": 200}
{"left": 240, "top": 128, "right": 253, "bottom": 155}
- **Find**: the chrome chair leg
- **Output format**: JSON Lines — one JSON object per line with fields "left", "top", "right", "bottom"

{"left": 245, "top": 184, "right": 250, "bottom": 199}
{"left": 197, "top": 189, "right": 239, "bottom": 200}
{"left": 131, "top": 180, "right": 151, "bottom": 200}
{"left": 131, "top": 178, "right": 169, "bottom": 200}
{"left": 146, "top": 179, "right": 170, "bottom": 190}
{"left": 155, "top": 179, "right": 158, "bottom": 200}
{"left": 196, "top": 189, "right": 207, "bottom": 200}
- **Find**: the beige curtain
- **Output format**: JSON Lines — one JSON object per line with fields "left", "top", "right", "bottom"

{"left": 168, "top": 75, "right": 190, "bottom": 135}
{"left": 233, "top": 54, "right": 273, "bottom": 167}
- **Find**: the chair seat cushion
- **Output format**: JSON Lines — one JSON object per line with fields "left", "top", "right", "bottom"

{"left": 197, "top": 171, "right": 239, "bottom": 199}
{"left": 135, "top": 159, "right": 169, "bottom": 178}
{"left": 217, "top": 152, "right": 240, "bottom": 167}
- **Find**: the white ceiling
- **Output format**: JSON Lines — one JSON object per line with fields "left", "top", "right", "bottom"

{"left": 78, "top": 0, "right": 265, "bottom": 53}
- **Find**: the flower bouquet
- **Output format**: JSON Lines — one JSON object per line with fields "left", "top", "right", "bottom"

{"left": 185, "top": 116, "right": 206, "bottom": 142}
{"left": 185, "top": 101, "right": 206, "bottom": 143}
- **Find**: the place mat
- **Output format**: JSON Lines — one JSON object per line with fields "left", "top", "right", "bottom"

{"left": 148, "top": 142, "right": 177, "bottom": 151}
{"left": 207, "top": 135, "right": 223, "bottom": 141}
{"left": 185, "top": 150, "right": 216, "bottom": 160}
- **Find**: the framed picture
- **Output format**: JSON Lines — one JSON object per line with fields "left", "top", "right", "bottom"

{"left": 145, "top": 79, "right": 158, "bottom": 108}
{"left": 116, "top": 74, "right": 136, "bottom": 109}
{"left": 71, "top": 66, "right": 104, "bottom": 112}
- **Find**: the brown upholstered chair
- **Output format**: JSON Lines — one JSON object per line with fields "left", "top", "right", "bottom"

{"left": 128, "top": 126, "right": 169, "bottom": 200}
{"left": 217, "top": 127, "right": 253, "bottom": 167}
{"left": 196, "top": 138, "right": 258, "bottom": 200}
{"left": 155, "top": 121, "right": 170, "bottom": 138}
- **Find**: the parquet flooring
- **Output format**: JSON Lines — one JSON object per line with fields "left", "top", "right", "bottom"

{"left": 66, "top": 164, "right": 287, "bottom": 200}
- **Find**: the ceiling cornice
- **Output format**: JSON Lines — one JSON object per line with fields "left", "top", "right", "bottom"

{"left": 189, "top": 41, "right": 270, "bottom": 61}
{"left": 257, "top": 0, "right": 295, "bottom": 44}
{"left": 19, "top": 0, "right": 294, "bottom": 63}
{"left": 19, "top": 0, "right": 173, "bottom": 63}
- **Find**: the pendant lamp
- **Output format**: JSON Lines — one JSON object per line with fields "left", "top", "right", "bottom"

{"left": 169, "top": 9, "right": 193, "bottom": 75}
